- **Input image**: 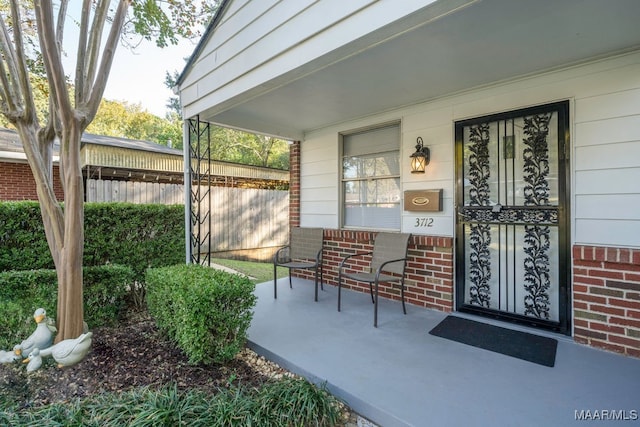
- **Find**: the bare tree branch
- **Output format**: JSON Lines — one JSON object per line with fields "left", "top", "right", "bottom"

{"left": 74, "top": 0, "right": 91, "bottom": 106}
{"left": 56, "top": 0, "right": 69, "bottom": 43}
{"left": 0, "top": 9, "right": 23, "bottom": 115}
{"left": 34, "top": 0, "right": 73, "bottom": 124}
{"left": 86, "top": 0, "right": 131, "bottom": 121}
{"left": 0, "top": 56, "right": 18, "bottom": 119}
{"left": 83, "top": 0, "right": 110, "bottom": 102}
{"left": 10, "top": 0, "right": 39, "bottom": 125}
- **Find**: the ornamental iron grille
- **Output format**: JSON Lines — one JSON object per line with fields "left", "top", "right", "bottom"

{"left": 455, "top": 102, "right": 570, "bottom": 333}
{"left": 188, "top": 116, "right": 212, "bottom": 267}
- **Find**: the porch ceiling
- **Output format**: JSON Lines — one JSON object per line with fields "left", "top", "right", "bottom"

{"left": 199, "top": 0, "right": 640, "bottom": 140}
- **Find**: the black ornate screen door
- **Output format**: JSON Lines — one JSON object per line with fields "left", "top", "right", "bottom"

{"left": 455, "top": 101, "right": 570, "bottom": 334}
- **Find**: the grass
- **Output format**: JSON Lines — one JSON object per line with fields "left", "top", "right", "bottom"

{"left": 211, "top": 258, "right": 288, "bottom": 284}
{"left": 0, "top": 378, "right": 343, "bottom": 426}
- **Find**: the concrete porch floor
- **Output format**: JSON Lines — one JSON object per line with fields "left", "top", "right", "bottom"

{"left": 247, "top": 278, "right": 640, "bottom": 427}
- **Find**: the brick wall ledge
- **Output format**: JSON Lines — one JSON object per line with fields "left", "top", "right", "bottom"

{"left": 323, "top": 228, "right": 453, "bottom": 249}
{"left": 573, "top": 245, "right": 640, "bottom": 266}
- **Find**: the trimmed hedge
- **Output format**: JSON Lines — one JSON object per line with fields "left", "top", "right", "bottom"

{"left": 83, "top": 203, "right": 185, "bottom": 278}
{"left": 146, "top": 264, "right": 257, "bottom": 365}
{"left": 0, "top": 202, "right": 184, "bottom": 279}
{"left": 0, "top": 202, "right": 52, "bottom": 271}
{"left": 0, "top": 264, "right": 134, "bottom": 350}
{"left": 0, "top": 300, "right": 27, "bottom": 354}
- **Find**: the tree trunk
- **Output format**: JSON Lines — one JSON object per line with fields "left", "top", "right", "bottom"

{"left": 55, "top": 247, "right": 84, "bottom": 341}
{"left": 18, "top": 122, "right": 86, "bottom": 343}
{"left": 54, "top": 125, "right": 85, "bottom": 342}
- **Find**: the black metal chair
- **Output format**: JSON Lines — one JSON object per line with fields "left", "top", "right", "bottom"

{"left": 273, "top": 227, "right": 324, "bottom": 301}
{"left": 338, "top": 232, "right": 411, "bottom": 327}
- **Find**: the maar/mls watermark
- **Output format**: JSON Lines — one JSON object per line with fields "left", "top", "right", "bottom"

{"left": 575, "top": 410, "right": 638, "bottom": 421}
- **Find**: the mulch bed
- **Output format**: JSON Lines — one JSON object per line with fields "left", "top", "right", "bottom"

{"left": 0, "top": 307, "right": 361, "bottom": 425}
{"left": 1, "top": 308, "right": 297, "bottom": 408}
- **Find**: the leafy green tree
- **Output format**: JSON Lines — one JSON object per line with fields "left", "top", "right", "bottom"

{"left": 0, "top": 0, "right": 218, "bottom": 341}
{"left": 160, "top": 111, "right": 184, "bottom": 149}
{"left": 87, "top": 98, "right": 182, "bottom": 148}
{"left": 166, "top": 69, "right": 289, "bottom": 167}
{"left": 164, "top": 70, "right": 181, "bottom": 115}
{"left": 220, "top": 130, "right": 289, "bottom": 169}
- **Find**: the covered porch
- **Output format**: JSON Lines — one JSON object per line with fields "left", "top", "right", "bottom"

{"left": 248, "top": 278, "right": 640, "bottom": 427}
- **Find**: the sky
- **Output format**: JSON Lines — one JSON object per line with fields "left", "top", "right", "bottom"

{"left": 102, "top": 37, "right": 199, "bottom": 117}
{"left": 59, "top": 2, "right": 204, "bottom": 118}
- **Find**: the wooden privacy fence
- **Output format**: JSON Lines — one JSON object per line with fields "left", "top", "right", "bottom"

{"left": 86, "top": 179, "right": 183, "bottom": 205}
{"left": 86, "top": 179, "right": 289, "bottom": 256}
{"left": 192, "top": 185, "right": 289, "bottom": 256}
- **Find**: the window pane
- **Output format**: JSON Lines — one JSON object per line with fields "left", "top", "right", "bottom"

{"left": 342, "top": 123, "right": 400, "bottom": 230}
{"left": 344, "top": 179, "right": 400, "bottom": 204}
{"left": 343, "top": 152, "right": 400, "bottom": 179}
{"left": 343, "top": 178, "right": 401, "bottom": 229}
{"left": 344, "top": 204, "right": 401, "bottom": 229}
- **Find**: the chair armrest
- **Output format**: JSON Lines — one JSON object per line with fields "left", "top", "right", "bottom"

{"left": 274, "top": 246, "right": 291, "bottom": 264}
{"left": 338, "top": 251, "right": 373, "bottom": 270}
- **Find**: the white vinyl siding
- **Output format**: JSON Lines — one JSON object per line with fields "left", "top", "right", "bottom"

{"left": 299, "top": 134, "right": 339, "bottom": 229}
{"left": 300, "top": 50, "right": 640, "bottom": 248}
{"left": 573, "top": 85, "right": 640, "bottom": 248}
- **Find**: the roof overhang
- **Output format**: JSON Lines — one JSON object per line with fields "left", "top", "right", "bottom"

{"left": 188, "top": 0, "right": 640, "bottom": 140}
{"left": 0, "top": 127, "right": 289, "bottom": 186}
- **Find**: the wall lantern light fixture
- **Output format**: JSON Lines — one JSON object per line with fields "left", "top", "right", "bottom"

{"left": 410, "top": 137, "right": 430, "bottom": 174}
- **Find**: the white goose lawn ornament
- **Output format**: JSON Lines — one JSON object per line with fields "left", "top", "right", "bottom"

{"left": 20, "top": 308, "right": 54, "bottom": 357}
{"left": 0, "top": 345, "right": 22, "bottom": 364}
{"left": 22, "top": 348, "right": 43, "bottom": 372}
{"left": 40, "top": 332, "right": 93, "bottom": 368}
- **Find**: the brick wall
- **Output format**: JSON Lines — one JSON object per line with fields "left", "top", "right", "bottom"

{"left": 0, "top": 161, "right": 65, "bottom": 201}
{"left": 293, "top": 229, "right": 454, "bottom": 312}
{"left": 573, "top": 245, "right": 640, "bottom": 357}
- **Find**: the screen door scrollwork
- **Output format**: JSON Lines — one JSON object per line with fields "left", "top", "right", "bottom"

{"left": 456, "top": 102, "right": 570, "bottom": 333}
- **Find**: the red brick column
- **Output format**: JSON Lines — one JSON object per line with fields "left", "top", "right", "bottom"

{"left": 573, "top": 245, "right": 640, "bottom": 357}
{"left": 289, "top": 141, "right": 300, "bottom": 228}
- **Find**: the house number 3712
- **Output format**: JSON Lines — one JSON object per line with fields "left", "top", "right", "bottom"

{"left": 414, "top": 217, "right": 434, "bottom": 227}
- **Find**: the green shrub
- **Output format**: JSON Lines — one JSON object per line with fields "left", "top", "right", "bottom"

{"left": 146, "top": 264, "right": 257, "bottom": 365}
{"left": 0, "top": 264, "right": 133, "bottom": 345}
{"left": 0, "top": 269, "right": 58, "bottom": 350}
{"left": 0, "top": 269, "right": 57, "bottom": 309}
{"left": 0, "top": 202, "right": 184, "bottom": 281}
{"left": 83, "top": 264, "right": 134, "bottom": 328}
{"left": 0, "top": 202, "right": 52, "bottom": 271}
{"left": 0, "top": 300, "right": 30, "bottom": 351}
{"left": 83, "top": 203, "right": 185, "bottom": 278}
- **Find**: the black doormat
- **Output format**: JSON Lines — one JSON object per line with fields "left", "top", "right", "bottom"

{"left": 429, "top": 316, "right": 558, "bottom": 367}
